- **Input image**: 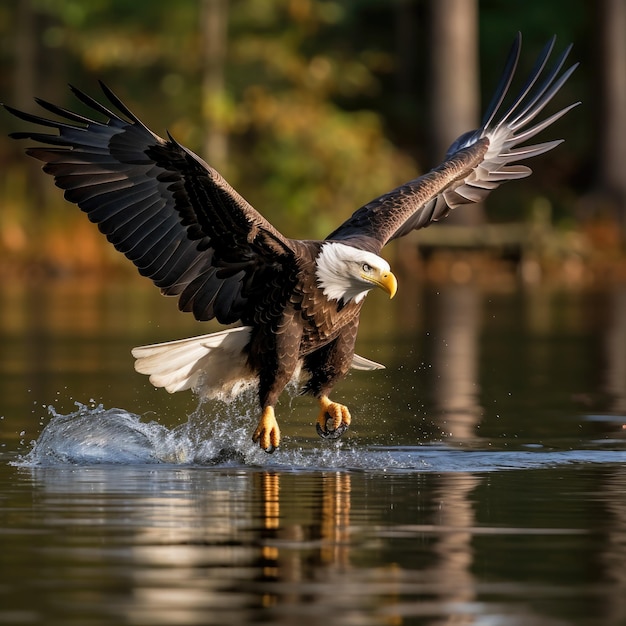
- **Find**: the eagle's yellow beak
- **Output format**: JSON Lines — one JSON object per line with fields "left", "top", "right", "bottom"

{"left": 375, "top": 270, "right": 398, "bottom": 299}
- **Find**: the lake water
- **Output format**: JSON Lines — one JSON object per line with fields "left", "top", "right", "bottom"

{"left": 0, "top": 278, "right": 625, "bottom": 625}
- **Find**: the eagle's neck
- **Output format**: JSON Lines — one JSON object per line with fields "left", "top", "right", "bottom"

{"left": 315, "top": 242, "right": 371, "bottom": 304}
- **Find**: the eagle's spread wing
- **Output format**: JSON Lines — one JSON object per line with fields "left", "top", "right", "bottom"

{"left": 4, "top": 83, "right": 296, "bottom": 324}
{"left": 326, "top": 34, "right": 579, "bottom": 252}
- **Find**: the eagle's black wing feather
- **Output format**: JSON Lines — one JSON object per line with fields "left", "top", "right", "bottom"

{"left": 327, "top": 33, "right": 579, "bottom": 252}
{"left": 4, "top": 83, "right": 296, "bottom": 325}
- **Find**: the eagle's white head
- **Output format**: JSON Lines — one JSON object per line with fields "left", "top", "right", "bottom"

{"left": 315, "top": 242, "right": 398, "bottom": 304}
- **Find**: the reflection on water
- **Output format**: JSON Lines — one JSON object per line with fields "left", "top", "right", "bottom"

{"left": 605, "top": 286, "right": 626, "bottom": 414}
{"left": 3, "top": 459, "right": 622, "bottom": 626}
{"left": 1, "top": 280, "right": 626, "bottom": 625}
{"left": 601, "top": 468, "right": 626, "bottom": 624}
{"left": 430, "top": 285, "right": 482, "bottom": 442}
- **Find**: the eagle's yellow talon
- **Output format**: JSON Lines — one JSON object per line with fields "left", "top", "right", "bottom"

{"left": 316, "top": 396, "right": 351, "bottom": 440}
{"left": 252, "top": 406, "right": 281, "bottom": 453}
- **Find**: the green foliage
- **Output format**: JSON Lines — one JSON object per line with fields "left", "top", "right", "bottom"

{"left": 0, "top": 0, "right": 589, "bottom": 266}
{"left": 234, "top": 94, "right": 414, "bottom": 238}
{"left": 225, "top": 1, "right": 415, "bottom": 237}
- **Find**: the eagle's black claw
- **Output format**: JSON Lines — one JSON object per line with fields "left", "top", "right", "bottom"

{"left": 316, "top": 415, "right": 349, "bottom": 440}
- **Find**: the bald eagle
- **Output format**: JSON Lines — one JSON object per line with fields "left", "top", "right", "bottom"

{"left": 5, "top": 34, "right": 578, "bottom": 453}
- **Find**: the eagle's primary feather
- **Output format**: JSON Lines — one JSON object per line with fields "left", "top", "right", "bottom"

{"left": 4, "top": 33, "right": 578, "bottom": 452}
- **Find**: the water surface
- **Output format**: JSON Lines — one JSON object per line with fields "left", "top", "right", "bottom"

{"left": 1, "top": 280, "right": 625, "bottom": 625}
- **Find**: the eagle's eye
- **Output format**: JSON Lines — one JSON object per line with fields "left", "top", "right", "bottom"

{"left": 362, "top": 263, "right": 372, "bottom": 273}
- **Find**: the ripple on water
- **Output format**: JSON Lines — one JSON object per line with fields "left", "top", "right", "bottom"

{"left": 12, "top": 402, "right": 626, "bottom": 472}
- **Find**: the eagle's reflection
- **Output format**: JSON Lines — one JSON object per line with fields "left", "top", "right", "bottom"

{"left": 249, "top": 469, "right": 478, "bottom": 624}
{"left": 254, "top": 471, "right": 353, "bottom": 586}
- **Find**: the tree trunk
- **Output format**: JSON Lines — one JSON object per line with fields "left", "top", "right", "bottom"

{"left": 12, "top": 0, "right": 52, "bottom": 214}
{"left": 14, "top": 0, "right": 37, "bottom": 110}
{"left": 427, "top": 0, "right": 484, "bottom": 226}
{"left": 200, "top": 0, "right": 229, "bottom": 169}
{"left": 595, "top": 0, "right": 626, "bottom": 232}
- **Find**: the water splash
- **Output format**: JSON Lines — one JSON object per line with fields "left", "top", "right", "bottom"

{"left": 19, "top": 397, "right": 269, "bottom": 467}
{"left": 13, "top": 401, "right": 626, "bottom": 472}
{"left": 16, "top": 398, "right": 413, "bottom": 471}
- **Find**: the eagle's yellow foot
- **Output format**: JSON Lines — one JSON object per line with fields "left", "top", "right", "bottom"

{"left": 316, "top": 396, "right": 351, "bottom": 440}
{"left": 252, "top": 406, "right": 281, "bottom": 454}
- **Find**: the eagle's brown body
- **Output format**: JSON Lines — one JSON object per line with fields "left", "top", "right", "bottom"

{"left": 245, "top": 238, "right": 365, "bottom": 409}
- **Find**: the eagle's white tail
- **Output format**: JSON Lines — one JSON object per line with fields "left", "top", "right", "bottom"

{"left": 132, "top": 326, "right": 385, "bottom": 401}
{"left": 132, "top": 326, "right": 256, "bottom": 400}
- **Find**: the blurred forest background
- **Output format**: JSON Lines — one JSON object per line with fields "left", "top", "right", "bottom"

{"left": 0, "top": 0, "right": 624, "bottom": 284}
